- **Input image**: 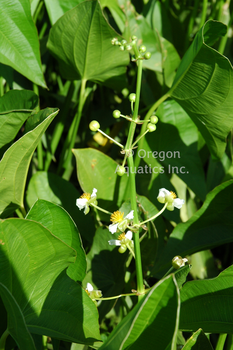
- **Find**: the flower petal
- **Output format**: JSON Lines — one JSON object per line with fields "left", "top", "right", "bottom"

{"left": 125, "top": 210, "right": 134, "bottom": 220}
{"left": 91, "top": 188, "right": 97, "bottom": 198}
{"left": 76, "top": 198, "right": 88, "bottom": 210}
{"left": 109, "top": 223, "right": 118, "bottom": 234}
{"left": 125, "top": 231, "right": 133, "bottom": 240}
{"left": 108, "top": 239, "right": 121, "bottom": 246}
{"left": 86, "top": 283, "right": 94, "bottom": 291}
{"left": 173, "top": 198, "right": 185, "bottom": 209}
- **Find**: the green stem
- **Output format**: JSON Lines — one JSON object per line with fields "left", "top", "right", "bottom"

{"left": 0, "top": 329, "right": 9, "bottom": 350}
{"left": 90, "top": 203, "right": 112, "bottom": 215}
{"left": 126, "top": 242, "right": 135, "bottom": 258}
{"left": 131, "top": 129, "right": 149, "bottom": 149}
{"left": 124, "top": 57, "right": 145, "bottom": 299}
{"left": 134, "top": 93, "right": 170, "bottom": 169}
{"left": 33, "top": 84, "right": 43, "bottom": 170}
{"left": 199, "top": 0, "right": 208, "bottom": 30}
{"left": 184, "top": 0, "right": 200, "bottom": 50}
{"left": 216, "top": 334, "right": 227, "bottom": 350}
{"left": 94, "top": 290, "right": 148, "bottom": 301}
{"left": 60, "top": 79, "right": 87, "bottom": 179}
{"left": 97, "top": 129, "right": 124, "bottom": 148}
{"left": 135, "top": 203, "right": 168, "bottom": 227}
{"left": 218, "top": 8, "right": 233, "bottom": 55}
{"left": 44, "top": 81, "right": 75, "bottom": 171}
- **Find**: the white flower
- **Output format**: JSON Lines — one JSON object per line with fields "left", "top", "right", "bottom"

{"left": 157, "top": 188, "right": 184, "bottom": 211}
{"left": 109, "top": 210, "right": 134, "bottom": 234}
{"left": 85, "top": 283, "right": 102, "bottom": 301}
{"left": 76, "top": 188, "right": 97, "bottom": 215}
{"left": 109, "top": 231, "right": 134, "bottom": 254}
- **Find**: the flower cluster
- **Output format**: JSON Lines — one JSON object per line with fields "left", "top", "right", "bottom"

{"left": 157, "top": 188, "right": 184, "bottom": 211}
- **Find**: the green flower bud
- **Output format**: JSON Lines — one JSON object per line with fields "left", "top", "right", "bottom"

{"left": 114, "top": 40, "right": 120, "bottom": 46}
{"left": 131, "top": 35, "right": 137, "bottom": 41}
{"left": 129, "top": 93, "right": 136, "bottom": 102}
{"left": 166, "top": 203, "right": 174, "bottom": 211}
{"left": 119, "top": 45, "right": 125, "bottom": 51}
{"left": 118, "top": 219, "right": 128, "bottom": 232}
{"left": 118, "top": 245, "right": 127, "bottom": 253}
{"left": 121, "top": 39, "right": 127, "bottom": 45}
{"left": 113, "top": 110, "right": 121, "bottom": 119}
{"left": 150, "top": 115, "right": 159, "bottom": 124}
{"left": 139, "top": 45, "right": 146, "bottom": 53}
{"left": 172, "top": 256, "right": 188, "bottom": 269}
{"left": 147, "top": 123, "right": 157, "bottom": 132}
{"left": 126, "top": 44, "right": 132, "bottom": 51}
{"left": 89, "top": 120, "right": 100, "bottom": 131}
{"left": 116, "top": 166, "right": 126, "bottom": 176}
{"left": 111, "top": 38, "right": 117, "bottom": 45}
{"left": 144, "top": 52, "right": 152, "bottom": 60}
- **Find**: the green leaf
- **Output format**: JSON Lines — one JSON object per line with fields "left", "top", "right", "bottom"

{"left": 100, "top": 0, "right": 125, "bottom": 33}
{"left": 0, "top": 108, "right": 59, "bottom": 218}
{"left": 0, "top": 284, "right": 36, "bottom": 350}
{"left": 151, "top": 180, "right": 233, "bottom": 277}
{"left": 190, "top": 250, "right": 219, "bottom": 280}
{"left": 47, "top": 0, "right": 129, "bottom": 89}
{"left": 0, "top": 0, "right": 46, "bottom": 88}
{"left": 169, "top": 20, "right": 233, "bottom": 159}
{"left": 99, "top": 275, "right": 180, "bottom": 350}
{"left": 182, "top": 329, "right": 214, "bottom": 350}
{"left": 73, "top": 148, "right": 129, "bottom": 207}
{"left": 0, "top": 218, "right": 101, "bottom": 344}
{"left": 142, "top": 99, "right": 206, "bottom": 200}
{"left": 26, "top": 171, "right": 96, "bottom": 244}
{"left": 180, "top": 265, "right": 233, "bottom": 334}
{"left": 44, "top": 0, "right": 84, "bottom": 24}
{"left": 0, "top": 90, "right": 38, "bottom": 151}
{"left": 26, "top": 271, "right": 101, "bottom": 344}
{"left": 26, "top": 200, "right": 86, "bottom": 282}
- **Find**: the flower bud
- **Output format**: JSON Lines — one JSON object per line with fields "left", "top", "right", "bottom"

{"left": 126, "top": 44, "right": 132, "bottom": 51}
{"left": 114, "top": 40, "right": 120, "bottom": 46}
{"left": 131, "top": 35, "right": 137, "bottom": 41}
{"left": 111, "top": 38, "right": 117, "bottom": 45}
{"left": 129, "top": 93, "right": 136, "bottom": 102}
{"left": 144, "top": 52, "right": 152, "bottom": 60}
{"left": 150, "top": 115, "right": 158, "bottom": 124}
{"left": 121, "top": 40, "right": 127, "bottom": 45}
{"left": 172, "top": 256, "right": 188, "bottom": 269}
{"left": 89, "top": 120, "right": 100, "bottom": 131}
{"left": 147, "top": 123, "right": 156, "bottom": 132}
{"left": 139, "top": 45, "right": 146, "bottom": 53}
{"left": 116, "top": 166, "right": 126, "bottom": 176}
{"left": 118, "top": 245, "right": 127, "bottom": 253}
{"left": 119, "top": 45, "right": 125, "bottom": 51}
{"left": 113, "top": 110, "right": 121, "bottom": 119}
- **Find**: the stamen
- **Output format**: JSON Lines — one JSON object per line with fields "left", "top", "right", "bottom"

{"left": 80, "top": 193, "right": 91, "bottom": 200}
{"left": 118, "top": 233, "right": 126, "bottom": 240}
{"left": 170, "top": 191, "right": 177, "bottom": 199}
{"left": 110, "top": 211, "right": 124, "bottom": 223}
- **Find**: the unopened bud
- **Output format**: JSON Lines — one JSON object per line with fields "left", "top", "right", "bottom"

{"left": 147, "top": 123, "right": 156, "bottom": 132}
{"left": 89, "top": 120, "right": 100, "bottom": 131}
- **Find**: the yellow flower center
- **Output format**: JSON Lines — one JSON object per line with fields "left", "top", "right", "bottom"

{"left": 170, "top": 191, "right": 177, "bottom": 199}
{"left": 85, "top": 289, "right": 90, "bottom": 296}
{"left": 80, "top": 193, "right": 91, "bottom": 201}
{"left": 118, "top": 233, "right": 126, "bottom": 240}
{"left": 110, "top": 211, "right": 124, "bottom": 223}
